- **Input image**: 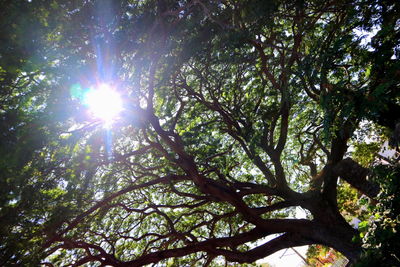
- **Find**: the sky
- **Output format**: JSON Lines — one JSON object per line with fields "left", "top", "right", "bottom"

{"left": 258, "top": 245, "right": 309, "bottom": 267}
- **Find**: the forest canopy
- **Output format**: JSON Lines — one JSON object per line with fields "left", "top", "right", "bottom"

{"left": 0, "top": 0, "right": 399, "bottom": 266}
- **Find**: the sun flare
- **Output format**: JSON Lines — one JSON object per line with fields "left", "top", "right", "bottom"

{"left": 83, "top": 83, "right": 123, "bottom": 126}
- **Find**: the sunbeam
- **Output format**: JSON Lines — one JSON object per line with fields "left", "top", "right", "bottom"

{"left": 83, "top": 83, "right": 123, "bottom": 127}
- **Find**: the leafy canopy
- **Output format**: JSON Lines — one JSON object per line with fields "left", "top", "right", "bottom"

{"left": 0, "top": 0, "right": 399, "bottom": 266}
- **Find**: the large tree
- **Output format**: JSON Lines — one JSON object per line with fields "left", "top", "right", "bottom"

{"left": 1, "top": 0, "right": 399, "bottom": 266}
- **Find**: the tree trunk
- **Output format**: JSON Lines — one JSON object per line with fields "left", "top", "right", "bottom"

{"left": 303, "top": 194, "right": 363, "bottom": 263}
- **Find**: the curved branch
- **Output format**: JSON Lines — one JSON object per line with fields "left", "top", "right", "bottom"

{"left": 43, "top": 174, "right": 188, "bottom": 248}
{"left": 333, "top": 158, "right": 379, "bottom": 198}
{"left": 123, "top": 228, "right": 266, "bottom": 266}
{"left": 215, "top": 232, "right": 311, "bottom": 263}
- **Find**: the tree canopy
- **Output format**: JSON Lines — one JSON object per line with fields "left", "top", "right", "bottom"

{"left": 0, "top": 0, "right": 399, "bottom": 266}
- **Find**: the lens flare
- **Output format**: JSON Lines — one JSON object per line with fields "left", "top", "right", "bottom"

{"left": 83, "top": 83, "right": 123, "bottom": 126}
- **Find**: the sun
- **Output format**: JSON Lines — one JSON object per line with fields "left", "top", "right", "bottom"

{"left": 83, "top": 83, "right": 123, "bottom": 126}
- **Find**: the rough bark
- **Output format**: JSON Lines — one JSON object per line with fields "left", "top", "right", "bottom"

{"left": 334, "top": 158, "right": 380, "bottom": 198}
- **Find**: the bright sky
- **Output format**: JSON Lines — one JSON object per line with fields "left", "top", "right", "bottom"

{"left": 257, "top": 245, "right": 309, "bottom": 267}
{"left": 83, "top": 83, "right": 123, "bottom": 127}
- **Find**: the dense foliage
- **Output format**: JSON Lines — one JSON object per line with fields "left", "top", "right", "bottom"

{"left": 355, "top": 164, "right": 400, "bottom": 266}
{"left": 0, "top": 0, "right": 399, "bottom": 266}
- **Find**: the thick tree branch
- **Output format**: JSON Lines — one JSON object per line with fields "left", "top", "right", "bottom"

{"left": 123, "top": 228, "right": 266, "bottom": 266}
{"left": 323, "top": 118, "right": 355, "bottom": 204}
{"left": 334, "top": 158, "right": 379, "bottom": 198}
{"left": 215, "top": 232, "right": 311, "bottom": 263}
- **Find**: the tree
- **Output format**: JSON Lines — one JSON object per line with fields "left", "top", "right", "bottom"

{"left": 0, "top": 0, "right": 399, "bottom": 266}
{"left": 355, "top": 164, "right": 400, "bottom": 266}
